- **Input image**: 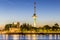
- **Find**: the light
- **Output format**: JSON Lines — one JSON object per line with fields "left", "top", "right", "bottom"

{"left": 32, "top": 16, "right": 37, "bottom": 19}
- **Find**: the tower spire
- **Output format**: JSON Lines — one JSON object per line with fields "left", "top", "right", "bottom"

{"left": 34, "top": 0, "right": 36, "bottom": 14}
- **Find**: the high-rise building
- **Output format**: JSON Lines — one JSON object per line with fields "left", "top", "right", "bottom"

{"left": 32, "top": 0, "right": 37, "bottom": 27}
{"left": 12, "top": 22, "right": 20, "bottom": 28}
{"left": 17, "top": 22, "right": 20, "bottom": 28}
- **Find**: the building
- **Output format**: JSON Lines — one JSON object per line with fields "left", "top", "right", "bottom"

{"left": 32, "top": 0, "right": 37, "bottom": 27}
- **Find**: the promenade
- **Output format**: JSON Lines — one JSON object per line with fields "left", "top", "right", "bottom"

{"left": 0, "top": 31, "right": 60, "bottom": 34}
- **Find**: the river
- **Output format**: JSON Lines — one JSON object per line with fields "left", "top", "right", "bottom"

{"left": 0, "top": 34, "right": 60, "bottom": 40}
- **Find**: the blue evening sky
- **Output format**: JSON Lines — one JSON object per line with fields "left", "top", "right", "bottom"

{"left": 0, "top": 0, "right": 60, "bottom": 26}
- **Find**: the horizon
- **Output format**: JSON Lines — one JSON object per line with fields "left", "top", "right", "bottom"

{"left": 0, "top": 0, "right": 60, "bottom": 27}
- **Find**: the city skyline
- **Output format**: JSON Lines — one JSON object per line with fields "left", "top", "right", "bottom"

{"left": 0, "top": 0, "right": 60, "bottom": 27}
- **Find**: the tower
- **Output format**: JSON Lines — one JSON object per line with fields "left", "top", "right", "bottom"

{"left": 32, "top": 0, "right": 37, "bottom": 27}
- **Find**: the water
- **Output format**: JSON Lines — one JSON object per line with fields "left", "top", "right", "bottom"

{"left": 0, "top": 34, "right": 60, "bottom": 40}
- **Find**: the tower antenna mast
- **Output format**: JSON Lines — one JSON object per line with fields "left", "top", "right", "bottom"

{"left": 34, "top": 0, "right": 36, "bottom": 14}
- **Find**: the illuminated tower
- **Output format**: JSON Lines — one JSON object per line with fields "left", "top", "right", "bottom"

{"left": 32, "top": 0, "right": 37, "bottom": 27}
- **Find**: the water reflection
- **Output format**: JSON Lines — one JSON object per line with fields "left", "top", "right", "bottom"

{"left": 0, "top": 35, "right": 3, "bottom": 40}
{"left": 0, "top": 34, "right": 60, "bottom": 40}
{"left": 8, "top": 35, "right": 13, "bottom": 40}
{"left": 19, "top": 35, "right": 26, "bottom": 40}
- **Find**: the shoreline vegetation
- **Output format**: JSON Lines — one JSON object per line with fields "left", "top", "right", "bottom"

{"left": 0, "top": 22, "right": 60, "bottom": 34}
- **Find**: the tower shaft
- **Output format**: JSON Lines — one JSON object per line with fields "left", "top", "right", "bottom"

{"left": 34, "top": 18, "right": 36, "bottom": 27}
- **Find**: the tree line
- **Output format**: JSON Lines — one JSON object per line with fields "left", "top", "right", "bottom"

{"left": 4, "top": 23, "right": 60, "bottom": 32}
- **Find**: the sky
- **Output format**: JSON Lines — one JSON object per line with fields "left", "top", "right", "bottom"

{"left": 0, "top": 0, "right": 60, "bottom": 27}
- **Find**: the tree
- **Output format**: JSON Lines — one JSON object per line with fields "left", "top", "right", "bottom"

{"left": 55, "top": 23, "right": 59, "bottom": 27}
{"left": 5, "top": 24, "right": 12, "bottom": 30}
{"left": 20, "top": 23, "right": 33, "bottom": 32}
{"left": 52, "top": 23, "right": 59, "bottom": 31}
{"left": 43, "top": 25, "right": 51, "bottom": 32}
{"left": 43, "top": 25, "right": 51, "bottom": 30}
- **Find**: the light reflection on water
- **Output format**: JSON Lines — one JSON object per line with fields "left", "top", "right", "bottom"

{"left": 0, "top": 34, "right": 60, "bottom": 40}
